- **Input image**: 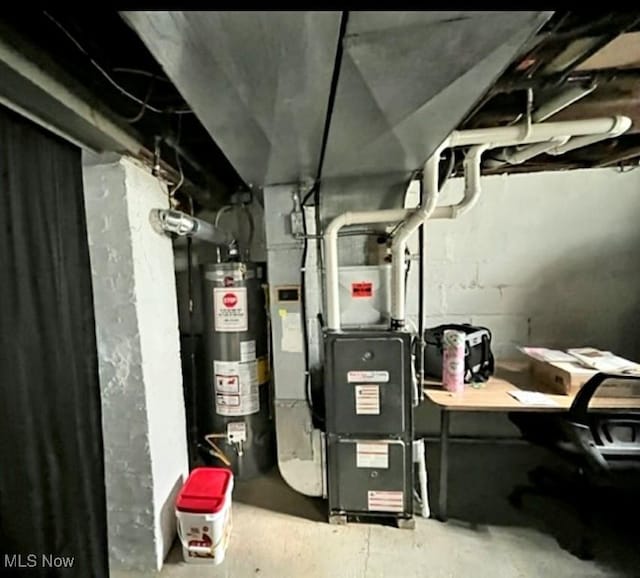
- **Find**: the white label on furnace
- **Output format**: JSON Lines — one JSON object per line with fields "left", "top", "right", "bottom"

{"left": 281, "top": 312, "right": 303, "bottom": 353}
{"left": 213, "top": 287, "right": 248, "bottom": 332}
{"left": 240, "top": 340, "right": 256, "bottom": 362}
{"left": 355, "top": 385, "right": 380, "bottom": 415}
{"left": 214, "top": 360, "right": 259, "bottom": 416}
{"left": 367, "top": 490, "right": 404, "bottom": 513}
{"left": 347, "top": 370, "right": 389, "bottom": 383}
{"left": 356, "top": 442, "right": 388, "bottom": 468}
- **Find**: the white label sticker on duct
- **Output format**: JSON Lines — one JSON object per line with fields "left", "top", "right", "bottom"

{"left": 356, "top": 442, "right": 388, "bottom": 468}
{"left": 240, "top": 340, "right": 256, "bottom": 362}
{"left": 281, "top": 312, "right": 303, "bottom": 353}
{"left": 214, "top": 360, "right": 259, "bottom": 416}
{"left": 347, "top": 370, "right": 389, "bottom": 383}
{"left": 227, "top": 421, "right": 247, "bottom": 443}
{"left": 213, "top": 287, "right": 248, "bottom": 332}
{"left": 367, "top": 490, "right": 404, "bottom": 513}
{"left": 355, "top": 385, "right": 380, "bottom": 415}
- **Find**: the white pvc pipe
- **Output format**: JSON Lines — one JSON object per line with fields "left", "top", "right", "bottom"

{"left": 413, "top": 439, "right": 430, "bottom": 518}
{"left": 424, "top": 116, "right": 631, "bottom": 219}
{"left": 455, "top": 144, "right": 488, "bottom": 218}
{"left": 503, "top": 137, "right": 569, "bottom": 165}
{"left": 324, "top": 115, "right": 633, "bottom": 329}
{"left": 550, "top": 116, "right": 632, "bottom": 154}
{"left": 324, "top": 208, "right": 412, "bottom": 331}
{"left": 450, "top": 116, "right": 628, "bottom": 149}
{"left": 389, "top": 144, "right": 446, "bottom": 327}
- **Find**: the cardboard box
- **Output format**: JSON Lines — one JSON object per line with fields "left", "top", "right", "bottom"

{"left": 529, "top": 357, "right": 596, "bottom": 395}
{"left": 522, "top": 347, "right": 640, "bottom": 397}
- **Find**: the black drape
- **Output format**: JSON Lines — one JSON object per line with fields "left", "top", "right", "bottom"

{"left": 0, "top": 106, "right": 108, "bottom": 577}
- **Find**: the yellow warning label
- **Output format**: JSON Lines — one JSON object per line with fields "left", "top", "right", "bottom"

{"left": 257, "top": 356, "right": 270, "bottom": 384}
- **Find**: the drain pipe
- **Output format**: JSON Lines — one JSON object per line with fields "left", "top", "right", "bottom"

{"left": 150, "top": 208, "right": 233, "bottom": 245}
{"left": 389, "top": 144, "right": 447, "bottom": 328}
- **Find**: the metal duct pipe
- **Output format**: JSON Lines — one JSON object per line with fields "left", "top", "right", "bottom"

{"left": 389, "top": 144, "right": 446, "bottom": 327}
{"left": 150, "top": 209, "right": 232, "bottom": 245}
{"left": 324, "top": 208, "right": 412, "bottom": 332}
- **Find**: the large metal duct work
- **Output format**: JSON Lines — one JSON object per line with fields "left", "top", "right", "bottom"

{"left": 123, "top": 11, "right": 553, "bottom": 513}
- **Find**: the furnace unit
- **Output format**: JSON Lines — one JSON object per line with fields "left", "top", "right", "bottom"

{"left": 324, "top": 330, "right": 414, "bottom": 526}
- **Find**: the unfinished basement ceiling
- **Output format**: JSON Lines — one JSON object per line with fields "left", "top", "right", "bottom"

{"left": 1, "top": 11, "right": 640, "bottom": 206}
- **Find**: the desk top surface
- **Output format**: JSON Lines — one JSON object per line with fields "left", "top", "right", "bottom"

{"left": 423, "top": 361, "right": 640, "bottom": 412}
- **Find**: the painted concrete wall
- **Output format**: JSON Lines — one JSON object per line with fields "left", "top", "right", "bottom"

{"left": 83, "top": 154, "right": 188, "bottom": 571}
{"left": 405, "top": 167, "right": 640, "bottom": 436}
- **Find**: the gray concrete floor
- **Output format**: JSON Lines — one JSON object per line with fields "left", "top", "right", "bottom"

{"left": 113, "top": 442, "right": 640, "bottom": 578}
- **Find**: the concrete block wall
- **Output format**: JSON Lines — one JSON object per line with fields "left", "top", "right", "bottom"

{"left": 405, "top": 167, "right": 640, "bottom": 436}
{"left": 83, "top": 154, "right": 188, "bottom": 571}
{"left": 406, "top": 167, "right": 640, "bottom": 359}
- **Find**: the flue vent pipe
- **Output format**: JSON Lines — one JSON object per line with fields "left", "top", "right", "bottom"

{"left": 389, "top": 143, "right": 447, "bottom": 328}
{"left": 150, "top": 209, "right": 232, "bottom": 245}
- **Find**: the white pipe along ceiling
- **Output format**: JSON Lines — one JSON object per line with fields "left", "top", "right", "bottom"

{"left": 123, "top": 11, "right": 579, "bottom": 496}
{"left": 386, "top": 114, "right": 632, "bottom": 326}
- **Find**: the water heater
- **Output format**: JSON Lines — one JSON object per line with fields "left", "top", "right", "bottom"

{"left": 200, "top": 261, "right": 275, "bottom": 479}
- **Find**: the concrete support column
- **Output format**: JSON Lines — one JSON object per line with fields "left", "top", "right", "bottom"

{"left": 82, "top": 153, "right": 188, "bottom": 572}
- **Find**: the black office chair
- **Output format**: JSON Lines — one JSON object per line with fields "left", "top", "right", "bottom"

{"left": 508, "top": 373, "right": 640, "bottom": 560}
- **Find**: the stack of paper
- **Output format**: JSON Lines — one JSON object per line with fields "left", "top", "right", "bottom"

{"left": 509, "top": 391, "right": 559, "bottom": 407}
{"left": 567, "top": 348, "right": 640, "bottom": 375}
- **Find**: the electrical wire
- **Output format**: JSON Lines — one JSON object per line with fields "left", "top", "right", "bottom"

{"left": 43, "top": 11, "right": 193, "bottom": 115}
{"left": 124, "top": 77, "right": 155, "bottom": 123}
{"left": 169, "top": 115, "right": 185, "bottom": 198}
{"left": 112, "top": 67, "right": 173, "bottom": 82}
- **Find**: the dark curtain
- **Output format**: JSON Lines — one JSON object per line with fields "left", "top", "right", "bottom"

{"left": 0, "top": 106, "right": 108, "bottom": 577}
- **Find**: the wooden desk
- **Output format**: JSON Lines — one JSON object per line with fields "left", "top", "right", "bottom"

{"left": 423, "top": 360, "right": 640, "bottom": 521}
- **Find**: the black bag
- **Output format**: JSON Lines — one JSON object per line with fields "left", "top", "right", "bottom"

{"left": 423, "top": 323, "right": 495, "bottom": 383}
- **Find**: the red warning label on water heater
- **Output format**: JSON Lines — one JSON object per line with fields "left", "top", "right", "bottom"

{"left": 351, "top": 282, "right": 373, "bottom": 298}
{"left": 222, "top": 293, "right": 238, "bottom": 308}
{"left": 214, "top": 287, "right": 248, "bottom": 332}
